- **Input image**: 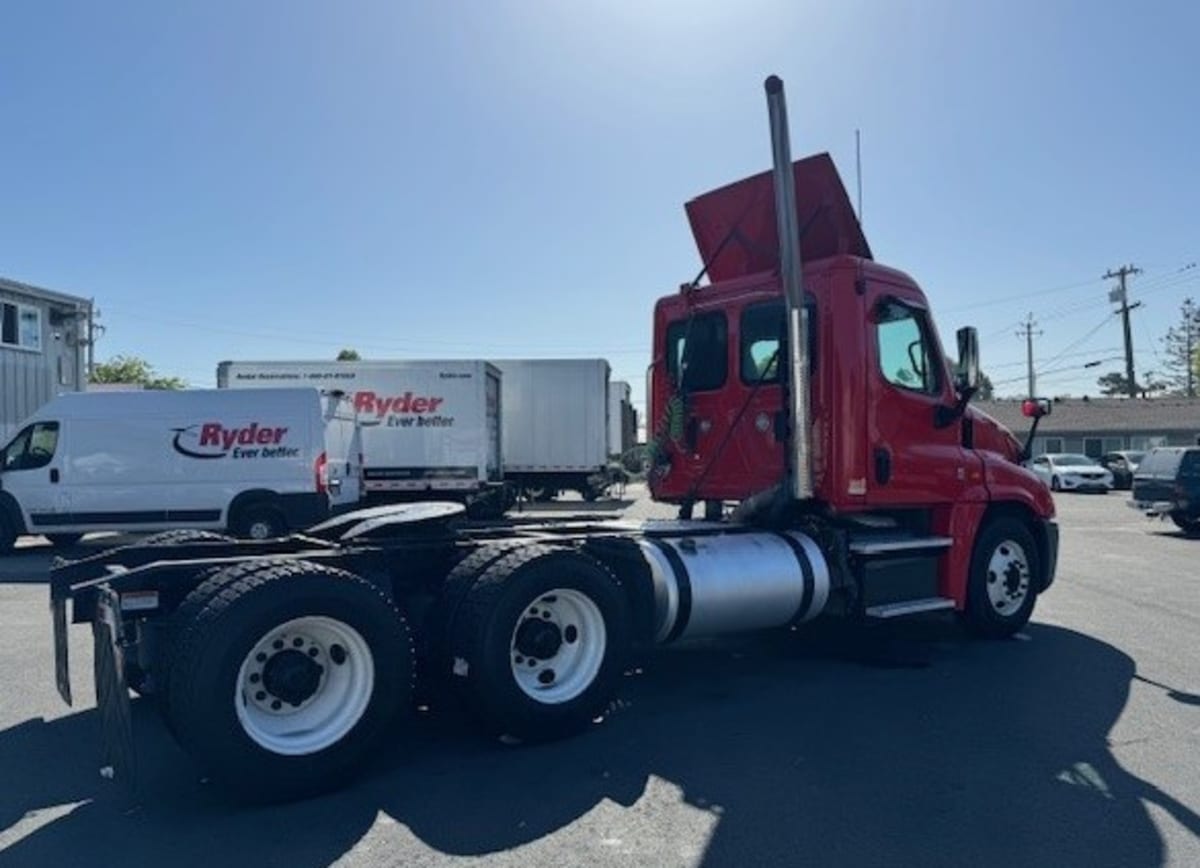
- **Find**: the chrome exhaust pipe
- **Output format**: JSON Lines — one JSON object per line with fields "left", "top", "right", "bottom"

{"left": 764, "top": 75, "right": 813, "bottom": 501}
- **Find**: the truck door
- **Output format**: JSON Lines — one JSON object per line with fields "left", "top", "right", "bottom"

{"left": 0, "top": 421, "right": 70, "bottom": 532}
{"left": 864, "top": 293, "right": 978, "bottom": 507}
{"left": 322, "top": 395, "right": 362, "bottom": 508}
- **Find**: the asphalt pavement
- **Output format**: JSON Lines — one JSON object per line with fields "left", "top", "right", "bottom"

{"left": 0, "top": 487, "right": 1197, "bottom": 867}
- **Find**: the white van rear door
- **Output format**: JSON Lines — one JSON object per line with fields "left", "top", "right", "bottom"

{"left": 322, "top": 395, "right": 361, "bottom": 507}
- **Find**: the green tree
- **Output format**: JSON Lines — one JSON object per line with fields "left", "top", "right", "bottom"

{"left": 336, "top": 348, "right": 361, "bottom": 361}
{"left": 90, "top": 355, "right": 185, "bottom": 390}
{"left": 1160, "top": 298, "right": 1200, "bottom": 397}
{"left": 1096, "top": 370, "right": 1166, "bottom": 398}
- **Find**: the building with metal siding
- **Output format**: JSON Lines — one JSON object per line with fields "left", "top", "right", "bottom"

{"left": 0, "top": 276, "right": 92, "bottom": 441}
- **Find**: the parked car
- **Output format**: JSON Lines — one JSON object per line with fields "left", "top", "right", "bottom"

{"left": 1099, "top": 450, "right": 1146, "bottom": 490}
{"left": 1128, "top": 446, "right": 1200, "bottom": 535}
{"left": 1027, "top": 453, "right": 1113, "bottom": 493}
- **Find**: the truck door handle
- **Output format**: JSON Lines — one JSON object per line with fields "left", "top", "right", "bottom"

{"left": 50, "top": 468, "right": 60, "bottom": 484}
{"left": 874, "top": 449, "right": 891, "bottom": 485}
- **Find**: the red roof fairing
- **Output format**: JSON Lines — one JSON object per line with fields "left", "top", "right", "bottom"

{"left": 684, "top": 153, "right": 871, "bottom": 283}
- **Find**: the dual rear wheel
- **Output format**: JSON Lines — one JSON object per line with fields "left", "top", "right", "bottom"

{"left": 161, "top": 545, "right": 630, "bottom": 801}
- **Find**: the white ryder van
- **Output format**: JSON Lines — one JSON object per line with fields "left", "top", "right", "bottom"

{"left": 0, "top": 388, "right": 362, "bottom": 552}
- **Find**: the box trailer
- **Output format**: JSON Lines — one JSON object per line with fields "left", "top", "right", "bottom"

{"left": 217, "top": 360, "right": 508, "bottom": 517}
{"left": 490, "top": 359, "right": 611, "bottom": 500}
{"left": 0, "top": 387, "right": 360, "bottom": 551}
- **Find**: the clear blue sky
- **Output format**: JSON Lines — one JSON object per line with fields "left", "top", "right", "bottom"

{"left": 2, "top": 1, "right": 1197, "bottom": 407}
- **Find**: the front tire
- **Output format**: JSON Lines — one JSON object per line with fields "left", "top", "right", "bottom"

{"left": 963, "top": 517, "right": 1040, "bottom": 639}
{"left": 447, "top": 545, "right": 630, "bottom": 742}
{"left": 164, "top": 559, "right": 414, "bottom": 802}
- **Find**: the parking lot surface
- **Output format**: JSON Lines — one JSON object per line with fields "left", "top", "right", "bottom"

{"left": 1, "top": 487, "right": 1197, "bottom": 867}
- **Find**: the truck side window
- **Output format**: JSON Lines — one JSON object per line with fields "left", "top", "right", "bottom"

{"left": 876, "top": 301, "right": 940, "bottom": 395}
{"left": 1, "top": 422, "right": 59, "bottom": 471}
{"left": 666, "top": 312, "right": 727, "bottom": 392}
{"left": 740, "top": 300, "right": 818, "bottom": 385}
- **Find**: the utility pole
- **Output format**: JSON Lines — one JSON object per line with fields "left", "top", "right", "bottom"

{"left": 1105, "top": 264, "right": 1142, "bottom": 398}
{"left": 1016, "top": 313, "right": 1041, "bottom": 397}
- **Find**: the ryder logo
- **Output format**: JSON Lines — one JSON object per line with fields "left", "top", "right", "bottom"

{"left": 172, "top": 423, "right": 296, "bottom": 460}
{"left": 353, "top": 391, "right": 445, "bottom": 418}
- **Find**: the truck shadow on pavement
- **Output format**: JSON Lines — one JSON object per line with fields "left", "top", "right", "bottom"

{"left": 1, "top": 621, "right": 1197, "bottom": 868}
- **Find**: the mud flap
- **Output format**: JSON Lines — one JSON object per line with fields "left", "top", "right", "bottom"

{"left": 93, "top": 588, "right": 138, "bottom": 796}
{"left": 52, "top": 596, "right": 72, "bottom": 706}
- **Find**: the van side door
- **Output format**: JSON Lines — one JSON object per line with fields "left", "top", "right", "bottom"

{"left": 1, "top": 421, "right": 68, "bottom": 532}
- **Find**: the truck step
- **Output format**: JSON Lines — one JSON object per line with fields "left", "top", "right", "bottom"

{"left": 864, "top": 597, "right": 956, "bottom": 619}
{"left": 849, "top": 536, "right": 953, "bottom": 556}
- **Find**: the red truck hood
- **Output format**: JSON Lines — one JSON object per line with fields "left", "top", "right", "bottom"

{"left": 685, "top": 152, "right": 872, "bottom": 282}
{"left": 968, "top": 405, "right": 1023, "bottom": 463}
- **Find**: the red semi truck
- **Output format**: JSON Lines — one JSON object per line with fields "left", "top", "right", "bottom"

{"left": 49, "top": 76, "right": 1057, "bottom": 802}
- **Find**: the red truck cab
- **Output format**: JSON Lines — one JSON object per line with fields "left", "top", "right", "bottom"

{"left": 648, "top": 152, "right": 1057, "bottom": 609}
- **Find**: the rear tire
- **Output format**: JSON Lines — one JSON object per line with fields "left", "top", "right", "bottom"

{"left": 164, "top": 559, "right": 414, "bottom": 802}
{"left": 447, "top": 545, "right": 630, "bottom": 742}
{"left": 232, "top": 504, "right": 287, "bottom": 540}
{"left": 141, "top": 529, "right": 233, "bottom": 547}
{"left": 963, "top": 517, "right": 1040, "bottom": 639}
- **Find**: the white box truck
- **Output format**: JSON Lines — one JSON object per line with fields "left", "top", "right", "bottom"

{"left": 490, "top": 359, "right": 611, "bottom": 501}
{"left": 218, "top": 360, "right": 509, "bottom": 517}
{"left": 0, "top": 388, "right": 361, "bottom": 552}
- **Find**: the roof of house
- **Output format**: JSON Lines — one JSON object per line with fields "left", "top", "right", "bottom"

{"left": 0, "top": 276, "right": 91, "bottom": 310}
{"left": 974, "top": 397, "right": 1200, "bottom": 435}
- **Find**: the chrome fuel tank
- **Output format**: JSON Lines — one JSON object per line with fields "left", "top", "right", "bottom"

{"left": 637, "top": 529, "right": 830, "bottom": 643}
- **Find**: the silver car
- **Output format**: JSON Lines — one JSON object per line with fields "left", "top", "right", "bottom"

{"left": 1028, "top": 453, "right": 1113, "bottom": 493}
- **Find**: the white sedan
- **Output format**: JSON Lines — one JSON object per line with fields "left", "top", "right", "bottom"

{"left": 1027, "top": 453, "right": 1113, "bottom": 493}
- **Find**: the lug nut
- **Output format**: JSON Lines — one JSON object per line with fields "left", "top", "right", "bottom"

{"left": 293, "top": 637, "right": 304, "bottom": 647}
{"left": 273, "top": 639, "right": 284, "bottom": 650}
{"left": 249, "top": 673, "right": 261, "bottom": 683}
{"left": 271, "top": 700, "right": 282, "bottom": 711}
{"left": 307, "top": 647, "right": 319, "bottom": 658}
{"left": 255, "top": 691, "right": 266, "bottom": 701}
{"left": 256, "top": 652, "right": 267, "bottom": 663}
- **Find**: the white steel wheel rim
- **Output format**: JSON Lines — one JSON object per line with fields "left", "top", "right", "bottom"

{"left": 235, "top": 615, "right": 375, "bottom": 756}
{"left": 509, "top": 588, "right": 606, "bottom": 705}
{"left": 985, "top": 539, "right": 1031, "bottom": 615}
